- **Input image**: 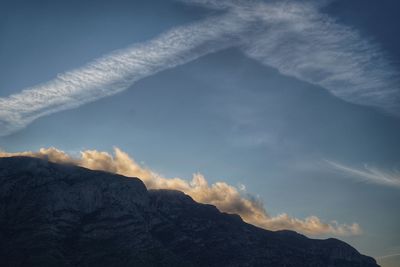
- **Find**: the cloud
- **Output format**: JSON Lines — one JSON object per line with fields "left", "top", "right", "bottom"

{"left": 0, "top": 147, "right": 361, "bottom": 236}
{"left": 327, "top": 160, "right": 400, "bottom": 188}
{"left": 238, "top": 0, "right": 399, "bottom": 114}
{"left": 0, "top": 12, "right": 242, "bottom": 136}
{"left": 375, "top": 246, "right": 400, "bottom": 266}
{"left": 180, "top": 1, "right": 400, "bottom": 112}
{"left": 0, "top": 0, "right": 399, "bottom": 136}
{"left": 376, "top": 253, "right": 400, "bottom": 260}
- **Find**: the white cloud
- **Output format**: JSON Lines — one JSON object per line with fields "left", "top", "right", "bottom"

{"left": 0, "top": 12, "right": 242, "bottom": 136}
{"left": 0, "top": 0, "right": 399, "bottom": 136}
{"left": 236, "top": 1, "right": 399, "bottom": 115}
{"left": 0, "top": 147, "right": 361, "bottom": 236}
{"left": 327, "top": 160, "right": 400, "bottom": 188}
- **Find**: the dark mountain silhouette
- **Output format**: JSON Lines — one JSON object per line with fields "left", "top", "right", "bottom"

{"left": 0, "top": 157, "right": 379, "bottom": 267}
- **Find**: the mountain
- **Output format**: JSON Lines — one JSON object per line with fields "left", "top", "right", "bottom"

{"left": 0, "top": 156, "right": 379, "bottom": 267}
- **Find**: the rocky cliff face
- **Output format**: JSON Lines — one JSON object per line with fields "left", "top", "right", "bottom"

{"left": 0, "top": 157, "right": 379, "bottom": 267}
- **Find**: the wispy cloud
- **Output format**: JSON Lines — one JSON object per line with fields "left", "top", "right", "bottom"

{"left": 376, "top": 253, "right": 400, "bottom": 260}
{"left": 375, "top": 247, "right": 400, "bottom": 266}
{"left": 1, "top": 0, "right": 399, "bottom": 136}
{"left": 182, "top": 1, "right": 400, "bottom": 110}
{"left": 326, "top": 160, "right": 400, "bottom": 188}
{"left": 0, "top": 12, "right": 242, "bottom": 136}
{"left": 0, "top": 147, "right": 361, "bottom": 236}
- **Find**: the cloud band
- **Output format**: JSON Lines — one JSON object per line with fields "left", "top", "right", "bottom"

{"left": 0, "top": 147, "right": 361, "bottom": 236}
{"left": 0, "top": 0, "right": 399, "bottom": 136}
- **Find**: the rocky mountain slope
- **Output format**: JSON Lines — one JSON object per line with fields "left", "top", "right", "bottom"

{"left": 0, "top": 157, "right": 379, "bottom": 267}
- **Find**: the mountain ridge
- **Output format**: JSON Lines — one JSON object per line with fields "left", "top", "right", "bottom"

{"left": 0, "top": 156, "right": 379, "bottom": 267}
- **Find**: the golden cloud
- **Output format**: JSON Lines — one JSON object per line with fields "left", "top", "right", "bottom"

{"left": 0, "top": 147, "right": 361, "bottom": 236}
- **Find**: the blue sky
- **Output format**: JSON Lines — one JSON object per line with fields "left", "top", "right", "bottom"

{"left": 0, "top": 0, "right": 399, "bottom": 266}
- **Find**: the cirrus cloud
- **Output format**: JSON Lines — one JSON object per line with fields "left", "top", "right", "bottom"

{"left": 326, "top": 160, "right": 400, "bottom": 188}
{"left": 0, "top": 0, "right": 399, "bottom": 136}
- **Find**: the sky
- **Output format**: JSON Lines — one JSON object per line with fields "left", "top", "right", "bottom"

{"left": 0, "top": 0, "right": 399, "bottom": 266}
